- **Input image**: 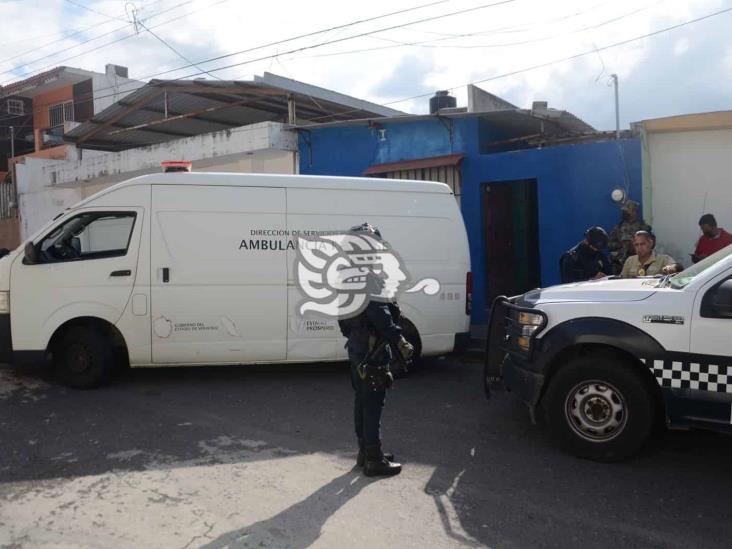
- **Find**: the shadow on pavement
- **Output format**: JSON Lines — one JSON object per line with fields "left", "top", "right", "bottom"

{"left": 2, "top": 358, "right": 732, "bottom": 548}
{"left": 199, "top": 470, "right": 372, "bottom": 549}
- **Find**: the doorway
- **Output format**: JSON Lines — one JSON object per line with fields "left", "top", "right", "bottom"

{"left": 482, "top": 179, "right": 540, "bottom": 305}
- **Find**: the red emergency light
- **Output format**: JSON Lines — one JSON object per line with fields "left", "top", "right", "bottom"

{"left": 161, "top": 160, "right": 192, "bottom": 173}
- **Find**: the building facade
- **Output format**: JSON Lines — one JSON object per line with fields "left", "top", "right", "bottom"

{"left": 0, "top": 64, "right": 143, "bottom": 248}
{"left": 298, "top": 100, "right": 642, "bottom": 323}
{"left": 637, "top": 111, "right": 732, "bottom": 262}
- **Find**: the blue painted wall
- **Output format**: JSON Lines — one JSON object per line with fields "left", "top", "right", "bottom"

{"left": 462, "top": 138, "right": 641, "bottom": 323}
{"left": 299, "top": 122, "right": 641, "bottom": 324}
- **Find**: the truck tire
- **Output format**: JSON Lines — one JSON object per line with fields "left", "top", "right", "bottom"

{"left": 542, "top": 356, "right": 655, "bottom": 462}
{"left": 54, "top": 326, "right": 114, "bottom": 389}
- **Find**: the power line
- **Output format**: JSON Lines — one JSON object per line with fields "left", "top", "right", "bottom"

{"left": 2, "top": 3, "right": 729, "bottom": 146}
{"left": 133, "top": 17, "right": 223, "bottom": 81}
{"left": 0, "top": 0, "right": 459, "bottom": 116}
{"left": 385, "top": 0, "right": 616, "bottom": 39}
{"left": 118, "top": 0, "right": 457, "bottom": 82}
{"left": 63, "top": 0, "right": 130, "bottom": 22}
{"left": 8, "top": 0, "right": 726, "bottom": 137}
{"left": 0, "top": 1, "right": 168, "bottom": 51}
{"left": 0, "top": 0, "right": 199, "bottom": 82}
{"left": 156, "top": 0, "right": 518, "bottom": 81}
{"left": 370, "top": 0, "right": 663, "bottom": 52}
{"left": 380, "top": 4, "right": 732, "bottom": 108}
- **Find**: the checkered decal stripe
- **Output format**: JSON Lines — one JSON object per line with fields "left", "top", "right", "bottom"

{"left": 641, "top": 359, "right": 732, "bottom": 394}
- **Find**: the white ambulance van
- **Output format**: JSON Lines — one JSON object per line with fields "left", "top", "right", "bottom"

{"left": 0, "top": 173, "right": 471, "bottom": 387}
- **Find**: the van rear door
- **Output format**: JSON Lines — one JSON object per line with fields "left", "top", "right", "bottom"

{"left": 150, "top": 185, "right": 287, "bottom": 363}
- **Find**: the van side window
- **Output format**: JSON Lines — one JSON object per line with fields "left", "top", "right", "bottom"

{"left": 37, "top": 212, "right": 136, "bottom": 263}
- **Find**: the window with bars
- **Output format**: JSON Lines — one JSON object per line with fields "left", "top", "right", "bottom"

{"left": 6, "top": 99, "right": 24, "bottom": 116}
{"left": 49, "top": 101, "right": 74, "bottom": 127}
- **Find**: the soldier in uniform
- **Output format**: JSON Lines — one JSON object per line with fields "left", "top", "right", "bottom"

{"left": 608, "top": 200, "right": 651, "bottom": 274}
{"left": 338, "top": 223, "right": 415, "bottom": 477}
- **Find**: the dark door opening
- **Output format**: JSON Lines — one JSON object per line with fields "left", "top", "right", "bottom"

{"left": 482, "top": 179, "right": 540, "bottom": 305}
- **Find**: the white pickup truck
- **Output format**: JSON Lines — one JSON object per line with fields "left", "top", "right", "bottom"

{"left": 486, "top": 245, "right": 732, "bottom": 461}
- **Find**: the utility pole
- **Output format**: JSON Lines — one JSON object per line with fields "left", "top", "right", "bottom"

{"left": 9, "top": 126, "right": 17, "bottom": 217}
{"left": 610, "top": 74, "right": 620, "bottom": 139}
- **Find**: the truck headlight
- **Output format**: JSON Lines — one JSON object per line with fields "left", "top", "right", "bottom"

{"left": 518, "top": 311, "right": 544, "bottom": 326}
{"left": 516, "top": 310, "right": 545, "bottom": 350}
{"left": 0, "top": 291, "right": 9, "bottom": 314}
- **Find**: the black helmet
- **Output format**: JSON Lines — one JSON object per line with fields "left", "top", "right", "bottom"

{"left": 585, "top": 226, "right": 608, "bottom": 250}
{"left": 350, "top": 222, "right": 382, "bottom": 238}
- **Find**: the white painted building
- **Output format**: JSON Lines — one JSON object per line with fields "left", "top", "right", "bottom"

{"left": 16, "top": 122, "right": 297, "bottom": 238}
{"left": 638, "top": 111, "right": 732, "bottom": 263}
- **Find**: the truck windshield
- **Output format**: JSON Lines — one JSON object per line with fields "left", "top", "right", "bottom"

{"left": 669, "top": 244, "right": 732, "bottom": 289}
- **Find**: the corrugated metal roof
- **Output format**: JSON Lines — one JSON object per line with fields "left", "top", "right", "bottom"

{"left": 65, "top": 73, "right": 405, "bottom": 151}
{"left": 296, "top": 108, "right": 596, "bottom": 136}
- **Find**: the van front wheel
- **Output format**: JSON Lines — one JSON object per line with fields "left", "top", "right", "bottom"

{"left": 542, "top": 356, "right": 654, "bottom": 462}
{"left": 54, "top": 326, "right": 113, "bottom": 389}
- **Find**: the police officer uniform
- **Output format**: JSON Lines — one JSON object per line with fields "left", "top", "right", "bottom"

{"left": 339, "top": 223, "right": 414, "bottom": 477}
{"left": 559, "top": 227, "right": 612, "bottom": 283}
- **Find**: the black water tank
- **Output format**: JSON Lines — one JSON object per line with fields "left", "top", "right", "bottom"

{"left": 430, "top": 90, "right": 456, "bottom": 114}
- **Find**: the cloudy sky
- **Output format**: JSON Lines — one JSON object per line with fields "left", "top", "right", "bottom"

{"left": 0, "top": 0, "right": 730, "bottom": 130}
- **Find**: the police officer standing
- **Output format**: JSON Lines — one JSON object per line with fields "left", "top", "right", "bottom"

{"left": 339, "top": 223, "right": 414, "bottom": 477}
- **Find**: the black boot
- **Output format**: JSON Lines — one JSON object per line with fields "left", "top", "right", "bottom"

{"left": 363, "top": 443, "right": 401, "bottom": 477}
{"left": 356, "top": 439, "right": 394, "bottom": 468}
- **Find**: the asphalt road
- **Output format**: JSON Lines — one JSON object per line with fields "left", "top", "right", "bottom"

{"left": 1, "top": 357, "right": 731, "bottom": 548}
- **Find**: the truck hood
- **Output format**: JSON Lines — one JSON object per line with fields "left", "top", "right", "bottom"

{"left": 522, "top": 277, "right": 659, "bottom": 305}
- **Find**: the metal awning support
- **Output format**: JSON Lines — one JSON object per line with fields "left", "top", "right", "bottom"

{"left": 105, "top": 94, "right": 268, "bottom": 137}
{"left": 75, "top": 88, "right": 166, "bottom": 146}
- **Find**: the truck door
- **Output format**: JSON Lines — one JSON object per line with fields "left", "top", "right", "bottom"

{"left": 150, "top": 184, "right": 287, "bottom": 364}
{"left": 10, "top": 208, "right": 143, "bottom": 351}
{"left": 690, "top": 274, "right": 732, "bottom": 358}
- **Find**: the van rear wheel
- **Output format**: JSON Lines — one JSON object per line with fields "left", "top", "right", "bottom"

{"left": 54, "top": 326, "right": 113, "bottom": 389}
{"left": 542, "top": 356, "right": 654, "bottom": 462}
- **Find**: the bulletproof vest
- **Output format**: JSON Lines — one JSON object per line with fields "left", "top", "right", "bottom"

{"left": 338, "top": 313, "right": 368, "bottom": 338}
{"left": 338, "top": 302, "right": 401, "bottom": 338}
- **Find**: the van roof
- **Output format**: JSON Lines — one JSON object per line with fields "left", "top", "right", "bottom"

{"left": 103, "top": 172, "right": 452, "bottom": 195}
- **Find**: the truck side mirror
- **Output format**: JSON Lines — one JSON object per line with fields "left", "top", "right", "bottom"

{"left": 23, "top": 242, "right": 39, "bottom": 265}
{"left": 710, "top": 279, "right": 732, "bottom": 318}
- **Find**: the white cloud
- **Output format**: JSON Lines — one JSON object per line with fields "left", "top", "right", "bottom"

{"left": 673, "top": 37, "right": 690, "bottom": 55}
{"left": 0, "top": 0, "right": 729, "bottom": 130}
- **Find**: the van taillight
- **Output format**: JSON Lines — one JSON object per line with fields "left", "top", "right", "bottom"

{"left": 466, "top": 271, "right": 472, "bottom": 315}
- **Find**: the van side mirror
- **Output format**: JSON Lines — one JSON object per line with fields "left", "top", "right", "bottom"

{"left": 710, "top": 279, "right": 732, "bottom": 318}
{"left": 23, "top": 242, "right": 39, "bottom": 265}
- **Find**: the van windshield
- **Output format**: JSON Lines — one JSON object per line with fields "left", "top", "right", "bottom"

{"left": 669, "top": 244, "right": 732, "bottom": 289}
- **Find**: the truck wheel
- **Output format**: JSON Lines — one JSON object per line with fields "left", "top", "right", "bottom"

{"left": 542, "top": 356, "right": 654, "bottom": 462}
{"left": 54, "top": 326, "right": 113, "bottom": 389}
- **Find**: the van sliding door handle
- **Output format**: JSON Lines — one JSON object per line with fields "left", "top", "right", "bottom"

{"left": 110, "top": 270, "right": 132, "bottom": 277}
{"left": 162, "top": 267, "right": 170, "bottom": 283}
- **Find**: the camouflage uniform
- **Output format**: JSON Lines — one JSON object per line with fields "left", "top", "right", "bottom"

{"left": 608, "top": 201, "right": 651, "bottom": 274}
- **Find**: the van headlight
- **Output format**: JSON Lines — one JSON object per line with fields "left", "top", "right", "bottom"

{"left": 0, "top": 291, "right": 8, "bottom": 314}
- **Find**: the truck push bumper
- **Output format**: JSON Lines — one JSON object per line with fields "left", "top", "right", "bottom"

{"left": 502, "top": 354, "right": 545, "bottom": 407}
{"left": 0, "top": 314, "right": 12, "bottom": 363}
